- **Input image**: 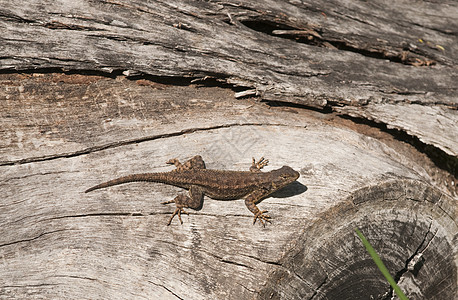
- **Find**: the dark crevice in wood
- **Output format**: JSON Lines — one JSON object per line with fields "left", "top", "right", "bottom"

{"left": 156, "top": 283, "right": 185, "bottom": 300}
{"left": 328, "top": 41, "right": 407, "bottom": 64}
{"left": 220, "top": 259, "right": 253, "bottom": 270}
{"left": 243, "top": 254, "right": 282, "bottom": 267}
{"left": 47, "top": 213, "right": 149, "bottom": 222}
{"left": 264, "top": 97, "right": 456, "bottom": 179}
{"left": 2, "top": 68, "right": 453, "bottom": 181}
{"left": 240, "top": 19, "right": 435, "bottom": 66}
{"left": 337, "top": 115, "right": 458, "bottom": 179}
{"left": 0, "top": 67, "right": 123, "bottom": 78}
{"left": 0, "top": 11, "right": 35, "bottom": 23}
{"left": 381, "top": 223, "right": 434, "bottom": 300}
{"left": 262, "top": 99, "right": 333, "bottom": 113}
{"left": 129, "top": 72, "right": 246, "bottom": 91}
{"left": 308, "top": 275, "right": 328, "bottom": 300}
{"left": 43, "top": 21, "right": 100, "bottom": 31}
{"left": 89, "top": 33, "right": 160, "bottom": 45}
{"left": 0, "top": 68, "right": 250, "bottom": 91}
{"left": 240, "top": 19, "right": 298, "bottom": 35}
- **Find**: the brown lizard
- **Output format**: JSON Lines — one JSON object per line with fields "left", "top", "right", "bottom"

{"left": 85, "top": 155, "right": 300, "bottom": 226}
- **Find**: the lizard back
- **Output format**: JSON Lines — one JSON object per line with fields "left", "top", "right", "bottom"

{"left": 85, "top": 169, "right": 271, "bottom": 200}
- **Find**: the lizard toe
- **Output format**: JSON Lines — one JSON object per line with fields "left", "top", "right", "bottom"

{"left": 161, "top": 199, "right": 175, "bottom": 205}
{"left": 166, "top": 206, "right": 188, "bottom": 225}
{"left": 253, "top": 210, "right": 271, "bottom": 226}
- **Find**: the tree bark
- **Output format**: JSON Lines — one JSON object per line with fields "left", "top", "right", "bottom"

{"left": 1, "top": 1, "right": 456, "bottom": 299}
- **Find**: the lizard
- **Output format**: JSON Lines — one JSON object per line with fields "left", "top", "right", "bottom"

{"left": 85, "top": 155, "right": 300, "bottom": 226}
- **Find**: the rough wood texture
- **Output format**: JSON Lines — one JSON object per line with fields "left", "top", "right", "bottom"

{"left": 1, "top": 1, "right": 457, "bottom": 299}
{"left": 1, "top": 0, "right": 457, "bottom": 156}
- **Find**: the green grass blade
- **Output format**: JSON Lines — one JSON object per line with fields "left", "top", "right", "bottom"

{"left": 355, "top": 227, "right": 408, "bottom": 300}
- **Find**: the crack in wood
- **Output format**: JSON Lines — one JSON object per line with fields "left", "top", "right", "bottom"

{"left": 240, "top": 18, "right": 436, "bottom": 66}
{"left": 189, "top": 246, "right": 256, "bottom": 270}
{"left": 53, "top": 275, "right": 99, "bottom": 282}
{"left": 1, "top": 283, "right": 59, "bottom": 288}
{"left": 0, "top": 11, "right": 35, "bottom": 24}
{"left": 43, "top": 21, "right": 100, "bottom": 31}
{"left": 148, "top": 280, "right": 184, "bottom": 300}
{"left": 0, "top": 68, "right": 248, "bottom": 92}
{"left": 242, "top": 254, "right": 282, "bottom": 267}
{"left": 381, "top": 222, "right": 436, "bottom": 300}
{"left": 88, "top": 33, "right": 158, "bottom": 45}
{"left": 337, "top": 114, "right": 458, "bottom": 179}
{"left": 0, "top": 171, "right": 69, "bottom": 183}
{"left": 308, "top": 275, "right": 328, "bottom": 300}
{"left": 220, "top": 258, "right": 253, "bottom": 270}
{"left": 47, "top": 212, "right": 149, "bottom": 221}
{"left": 0, "top": 67, "right": 123, "bottom": 78}
{"left": 436, "top": 205, "right": 457, "bottom": 227}
{"left": 236, "top": 281, "right": 256, "bottom": 293}
{"left": 0, "top": 229, "right": 67, "bottom": 249}
{"left": 0, "top": 123, "right": 294, "bottom": 166}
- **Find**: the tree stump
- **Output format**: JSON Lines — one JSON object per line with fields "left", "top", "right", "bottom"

{"left": 1, "top": 1, "right": 456, "bottom": 299}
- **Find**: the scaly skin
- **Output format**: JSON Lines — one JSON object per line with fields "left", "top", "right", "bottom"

{"left": 85, "top": 156, "right": 300, "bottom": 226}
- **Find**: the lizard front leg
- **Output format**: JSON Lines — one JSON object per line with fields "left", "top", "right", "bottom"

{"left": 244, "top": 188, "right": 272, "bottom": 226}
{"left": 161, "top": 185, "right": 204, "bottom": 225}
{"left": 250, "top": 157, "right": 269, "bottom": 173}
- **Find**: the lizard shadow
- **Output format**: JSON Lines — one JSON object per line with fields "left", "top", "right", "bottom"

{"left": 269, "top": 181, "right": 307, "bottom": 198}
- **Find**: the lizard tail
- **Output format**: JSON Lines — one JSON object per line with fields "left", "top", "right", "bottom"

{"left": 85, "top": 173, "right": 164, "bottom": 193}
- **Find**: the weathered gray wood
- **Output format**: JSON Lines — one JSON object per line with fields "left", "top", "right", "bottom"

{"left": 1, "top": 73, "right": 456, "bottom": 299}
{"left": 0, "top": 1, "right": 457, "bottom": 299}
{"left": 260, "top": 180, "right": 457, "bottom": 299}
{"left": 0, "top": 0, "right": 457, "bottom": 156}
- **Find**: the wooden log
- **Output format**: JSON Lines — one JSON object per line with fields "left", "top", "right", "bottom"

{"left": 1, "top": 0, "right": 457, "bottom": 156}
{"left": 0, "top": 0, "right": 456, "bottom": 299}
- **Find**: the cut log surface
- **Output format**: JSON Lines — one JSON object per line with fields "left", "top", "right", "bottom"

{"left": 0, "top": 1, "right": 457, "bottom": 299}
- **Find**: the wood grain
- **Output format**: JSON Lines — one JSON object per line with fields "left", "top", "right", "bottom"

{"left": 1, "top": 0, "right": 457, "bottom": 155}
{"left": 0, "top": 1, "right": 456, "bottom": 299}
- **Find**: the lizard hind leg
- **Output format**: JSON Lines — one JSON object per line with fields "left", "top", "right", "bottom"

{"left": 166, "top": 155, "right": 206, "bottom": 171}
{"left": 161, "top": 195, "right": 189, "bottom": 225}
{"left": 161, "top": 186, "right": 204, "bottom": 225}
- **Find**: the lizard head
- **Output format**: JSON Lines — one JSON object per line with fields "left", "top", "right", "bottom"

{"left": 270, "top": 166, "right": 300, "bottom": 191}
